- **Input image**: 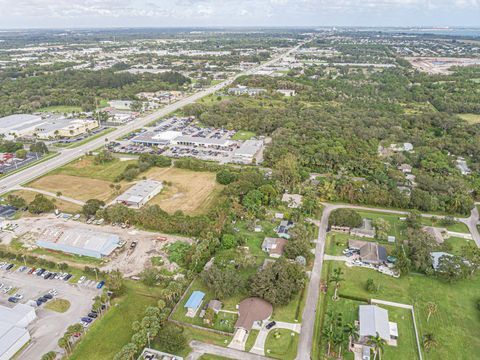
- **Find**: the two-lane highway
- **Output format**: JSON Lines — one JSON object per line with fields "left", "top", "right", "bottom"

{"left": 0, "top": 42, "right": 304, "bottom": 195}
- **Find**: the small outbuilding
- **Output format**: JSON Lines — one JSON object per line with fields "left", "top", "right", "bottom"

{"left": 184, "top": 291, "right": 205, "bottom": 318}
{"left": 207, "top": 300, "right": 222, "bottom": 314}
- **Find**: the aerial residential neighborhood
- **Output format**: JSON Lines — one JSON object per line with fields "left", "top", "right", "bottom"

{"left": 0, "top": 5, "right": 479, "bottom": 360}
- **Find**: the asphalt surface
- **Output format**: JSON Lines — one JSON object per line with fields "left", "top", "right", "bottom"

{"left": 0, "top": 43, "right": 303, "bottom": 196}
{"left": 0, "top": 269, "right": 99, "bottom": 359}
{"left": 187, "top": 340, "right": 269, "bottom": 360}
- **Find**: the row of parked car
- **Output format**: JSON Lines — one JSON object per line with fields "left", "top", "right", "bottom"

{"left": 80, "top": 307, "right": 104, "bottom": 328}
{"left": 34, "top": 289, "right": 58, "bottom": 306}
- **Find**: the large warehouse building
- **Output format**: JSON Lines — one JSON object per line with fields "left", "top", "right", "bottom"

{"left": 114, "top": 180, "right": 163, "bottom": 208}
{"left": 36, "top": 227, "right": 121, "bottom": 258}
{"left": 0, "top": 304, "right": 36, "bottom": 360}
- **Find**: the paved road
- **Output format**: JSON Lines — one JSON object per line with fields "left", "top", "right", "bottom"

{"left": 295, "top": 202, "right": 480, "bottom": 360}
{"left": 0, "top": 43, "right": 303, "bottom": 196}
{"left": 458, "top": 206, "right": 480, "bottom": 247}
{"left": 295, "top": 204, "right": 335, "bottom": 360}
{"left": 187, "top": 340, "right": 269, "bottom": 360}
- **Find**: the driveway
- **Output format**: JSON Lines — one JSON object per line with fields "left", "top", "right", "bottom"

{"left": 250, "top": 321, "right": 301, "bottom": 356}
{"left": 0, "top": 270, "right": 99, "bottom": 358}
{"left": 295, "top": 202, "right": 480, "bottom": 360}
{"left": 187, "top": 340, "right": 269, "bottom": 360}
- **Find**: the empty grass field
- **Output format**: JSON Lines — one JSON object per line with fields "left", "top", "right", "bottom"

{"left": 457, "top": 113, "right": 480, "bottom": 124}
{"left": 70, "top": 281, "right": 164, "bottom": 360}
{"left": 10, "top": 189, "right": 82, "bottom": 214}
{"left": 28, "top": 174, "right": 124, "bottom": 202}
{"left": 50, "top": 156, "right": 137, "bottom": 182}
{"left": 265, "top": 329, "right": 299, "bottom": 360}
{"left": 232, "top": 130, "right": 256, "bottom": 140}
{"left": 146, "top": 167, "right": 223, "bottom": 215}
{"left": 37, "top": 105, "right": 82, "bottom": 113}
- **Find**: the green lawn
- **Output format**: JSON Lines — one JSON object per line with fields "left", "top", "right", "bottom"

{"left": 50, "top": 156, "right": 137, "bottom": 182}
{"left": 232, "top": 131, "right": 256, "bottom": 141}
{"left": 245, "top": 329, "right": 260, "bottom": 352}
{"left": 70, "top": 281, "right": 164, "bottom": 360}
{"left": 457, "top": 113, "right": 480, "bottom": 124}
{"left": 199, "top": 355, "right": 233, "bottom": 360}
{"left": 171, "top": 278, "right": 239, "bottom": 332}
{"left": 45, "top": 299, "right": 71, "bottom": 313}
{"left": 37, "top": 105, "right": 82, "bottom": 113}
{"left": 334, "top": 263, "right": 480, "bottom": 360}
{"left": 443, "top": 236, "right": 473, "bottom": 255}
{"left": 265, "top": 329, "right": 299, "bottom": 360}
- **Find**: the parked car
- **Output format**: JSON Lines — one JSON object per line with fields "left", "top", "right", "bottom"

{"left": 88, "top": 312, "right": 98, "bottom": 318}
{"left": 78, "top": 276, "right": 86, "bottom": 284}
{"left": 96, "top": 281, "right": 105, "bottom": 289}
{"left": 8, "top": 296, "right": 19, "bottom": 303}
{"left": 44, "top": 293, "right": 53, "bottom": 299}
{"left": 37, "top": 297, "right": 47, "bottom": 303}
{"left": 81, "top": 317, "right": 93, "bottom": 323}
{"left": 266, "top": 321, "right": 276, "bottom": 330}
{"left": 5, "top": 264, "right": 14, "bottom": 271}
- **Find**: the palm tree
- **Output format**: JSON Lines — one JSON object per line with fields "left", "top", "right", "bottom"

{"left": 322, "top": 326, "right": 335, "bottom": 357}
{"left": 423, "top": 333, "right": 438, "bottom": 352}
{"left": 426, "top": 302, "right": 438, "bottom": 322}
{"left": 344, "top": 322, "right": 359, "bottom": 347}
{"left": 329, "top": 268, "right": 344, "bottom": 301}
{"left": 367, "top": 332, "right": 386, "bottom": 360}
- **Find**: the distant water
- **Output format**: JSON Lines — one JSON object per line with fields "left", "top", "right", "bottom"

{"left": 356, "top": 27, "right": 480, "bottom": 38}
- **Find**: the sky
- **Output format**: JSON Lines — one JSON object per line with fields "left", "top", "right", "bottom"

{"left": 0, "top": 0, "right": 479, "bottom": 29}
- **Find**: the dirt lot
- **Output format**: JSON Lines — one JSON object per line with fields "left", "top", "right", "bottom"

{"left": 405, "top": 56, "right": 480, "bottom": 74}
{"left": 28, "top": 174, "right": 125, "bottom": 202}
{"left": 1, "top": 214, "right": 192, "bottom": 277}
{"left": 145, "top": 167, "right": 223, "bottom": 215}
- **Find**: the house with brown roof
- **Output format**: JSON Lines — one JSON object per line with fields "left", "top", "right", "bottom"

{"left": 348, "top": 240, "right": 387, "bottom": 264}
{"left": 261, "top": 237, "right": 288, "bottom": 258}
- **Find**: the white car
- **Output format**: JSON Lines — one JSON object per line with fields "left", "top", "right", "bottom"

{"left": 78, "top": 276, "right": 86, "bottom": 284}
{"left": 3, "top": 286, "right": 12, "bottom": 294}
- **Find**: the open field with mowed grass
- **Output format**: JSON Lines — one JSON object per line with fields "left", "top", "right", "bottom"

{"left": 337, "top": 263, "right": 479, "bottom": 359}
{"left": 70, "top": 281, "right": 164, "bottom": 360}
{"left": 265, "top": 328, "right": 299, "bottom": 360}
{"left": 28, "top": 174, "right": 124, "bottom": 202}
{"left": 10, "top": 189, "right": 82, "bottom": 214}
{"left": 457, "top": 113, "right": 480, "bottom": 124}
{"left": 146, "top": 167, "right": 223, "bottom": 215}
{"left": 49, "top": 156, "right": 137, "bottom": 182}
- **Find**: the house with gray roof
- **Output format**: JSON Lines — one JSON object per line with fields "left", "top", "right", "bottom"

{"left": 358, "top": 305, "right": 398, "bottom": 345}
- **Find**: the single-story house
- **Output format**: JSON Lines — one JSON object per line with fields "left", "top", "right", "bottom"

{"left": 350, "top": 219, "right": 376, "bottom": 238}
{"left": 349, "top": 240, "right": 387, "bottom": 264}
{"left": 422, "top": 226, "right": 446, "bottom": 244}
{"left": 359, "top": 305, "right": 398, "bottom": 345}
{"left": 261, "top": 237, "right": 288, "bottom": 258}
{"left": 231, "top": 297, "right": 273, "bottom": 347}
{"left": 207, "top": 300, "right": 222, "bottom": 314}
{"left": 184, "top": 291, "right": 205, "bottom": 318}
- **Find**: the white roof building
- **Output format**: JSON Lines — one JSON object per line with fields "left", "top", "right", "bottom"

{"left": 0, "top": 114, "right": 44, "bottom": 139}
{"left": 0, "top": 304, "right": 36, "bottom": 360}
{"left": 37, "top": 227, "right": 121, "bottom": 259}
{"left": 115, "top": 180, "right": 163, "bottom": 209}
{"left": 359, "top": 305, "right": 391, "bottom": 341}
{"left": 233, "top": 140, "right": 263, "bottom": 164}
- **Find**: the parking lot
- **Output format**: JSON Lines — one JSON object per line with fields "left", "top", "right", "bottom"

{"left": 0, "top": 264, "right": 100, "bottom": 358}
